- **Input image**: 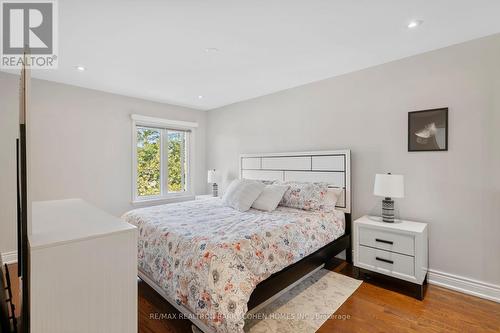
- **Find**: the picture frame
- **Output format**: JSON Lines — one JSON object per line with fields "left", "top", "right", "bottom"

{"left": 408, "top": 108, "right": 448, "bottom": 152}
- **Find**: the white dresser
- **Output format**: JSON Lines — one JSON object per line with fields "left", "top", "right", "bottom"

{"left": 29, "top": 199, "right": 138, "bottom": 333}
{"left": 353, "top": 215, "right": 428, "bottom": 299}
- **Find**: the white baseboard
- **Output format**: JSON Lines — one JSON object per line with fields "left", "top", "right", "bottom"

{"left": 428, "top": 269, "right": 500, "bottom": 303}
{"left": 1, "top": 251, "right": 18, "bottom": 265}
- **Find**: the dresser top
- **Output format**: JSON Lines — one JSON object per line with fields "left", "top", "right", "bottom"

{"left": 30, "top": 198, "right": 136, "bottom": 249}
{"left": 355, "top": 215, "right": 427, "bottom": 233}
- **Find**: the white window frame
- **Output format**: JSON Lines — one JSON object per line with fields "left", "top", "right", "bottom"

{"left": 131, "top": 114, "right": 198, "bottom": 205}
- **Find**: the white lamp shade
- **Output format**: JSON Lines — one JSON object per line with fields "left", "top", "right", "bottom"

{"left": 207, "top": 169, "right": 217, "bottom": 183}
{"left": 374, "top": 174, "right": 404, "bottom": 198}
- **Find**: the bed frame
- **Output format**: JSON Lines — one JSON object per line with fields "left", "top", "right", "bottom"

{"left": 139, "top": 150, "right": 352, "bottom": 333}
{"left": 239, "top": 150, "right": 352, "bottom": 312}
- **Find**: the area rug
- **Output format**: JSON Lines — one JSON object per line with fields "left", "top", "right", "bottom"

{"left": 192, "top": 269, "right": 361, "bottom": 333}
{"left": 243, "top": 269, "right": 361, "bottom": 333}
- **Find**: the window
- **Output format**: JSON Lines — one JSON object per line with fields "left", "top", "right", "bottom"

{"left": 132, "top": 115, "right": 197, "bottom": 203}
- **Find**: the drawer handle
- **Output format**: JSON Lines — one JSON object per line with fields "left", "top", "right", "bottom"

{"left": 375, "top": 257, "right": 394, "bottom": 264}
{"left": 375, "top": 238, "right": 393, "bottom": 245}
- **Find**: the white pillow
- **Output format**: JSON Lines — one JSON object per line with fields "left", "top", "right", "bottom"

{"left": 222, "top": 179, "right": 265, "bottom": 212}
{"left": 252, "top": 184, "right": 290, "bottom": 212}
{"left": 323, "top": 188, "right": 344, "bottom": 211}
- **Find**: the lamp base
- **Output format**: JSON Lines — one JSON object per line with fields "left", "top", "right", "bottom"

{"left": 212, "top": 183, "right": 218, "bottom": 197}
{"left": 381, "top": 197, "right": 395, "bottom": 223}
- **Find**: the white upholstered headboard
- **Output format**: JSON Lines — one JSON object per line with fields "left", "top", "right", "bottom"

{"left": 239, "top": 150, "right": 351, "bottom": 213}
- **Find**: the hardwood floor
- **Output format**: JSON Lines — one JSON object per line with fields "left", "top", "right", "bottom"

{"left": 4, "top": 262, "right": 500, "bottom": 332}
{"left": 320, "top": 261, "right": 500, "bottom": 333}
{"left": 2, "top": 264, "right": 20, "bottom": 319}
{"left": 138, "top": 276, "right": 191, "bottom": 333}
{"left": 137, "top": 259, "right": 500, "bottom": 333}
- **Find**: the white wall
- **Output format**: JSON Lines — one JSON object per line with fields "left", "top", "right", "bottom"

{"left": 206, "top": 34, "right": 500, "bottom": 287}
{"left": 0, "top": 73, "right": 20, "bottom": 254}
{"left": 1, "top": 33, "right": 498, "bottom": 295}
{"left": 0, "top": 74, "right": 207, "bottom": 254}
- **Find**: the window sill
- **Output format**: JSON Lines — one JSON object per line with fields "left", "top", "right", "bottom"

{"left": 132, "top": 194, "right": 195, "bottom": 206}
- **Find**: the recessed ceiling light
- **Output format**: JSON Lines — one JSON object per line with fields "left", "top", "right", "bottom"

{"left": 205, "top": 47, "right": 219, "bottom": 53}
{"left": 198, "top": 95, "right": 204, "bottom": 99}
{"left": 407, "top": 20, "right": 423, "bottom": 29}
{"left": 75, "top": 65, "right": 86, "bottom": 72}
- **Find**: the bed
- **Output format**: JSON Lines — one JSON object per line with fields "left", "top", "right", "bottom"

{"left": 123, "top": 150, "right": 352, "bottom": 333}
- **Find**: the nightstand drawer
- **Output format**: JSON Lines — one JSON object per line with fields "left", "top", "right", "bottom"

{"left": 359, "top": 227, "right": 414, "bottom": 256}
{"left": 358, "top": 245, "right": 415, "bottom": 278}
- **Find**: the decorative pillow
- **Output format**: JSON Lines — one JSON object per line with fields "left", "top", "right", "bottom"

{"left": 279, "top": 181, "right": 329, "bottom": 211}
{"left": 222, "top": 179, "right": 265, "bottom": 212}
{"left": 243, "top": 179, "right": 276, "bottom": 185}
{"left": 251, "top": 184, "right": 290, "bottom": 212}
{"left": 322, "top": 188, "right": 344, "bottom": 211}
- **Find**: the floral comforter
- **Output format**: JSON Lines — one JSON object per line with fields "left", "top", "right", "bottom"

{"left": 122, "top": 197, "right": 345, "bottom": 333}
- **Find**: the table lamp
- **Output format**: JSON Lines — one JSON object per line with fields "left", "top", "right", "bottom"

{"left": 207, "top": 169, "right": 218, "bottom": 197}
{"left": 373, "top": 173, "right": 404, "bottom": 222}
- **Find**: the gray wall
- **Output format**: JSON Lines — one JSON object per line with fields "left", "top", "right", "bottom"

{"left": 1, "top": 34, "right": 498, "bottom": 287}
{"left": 206, "top": 34, "right": 500, "bottom": 285}
{"left": 0, "top": 74, "right": 207, "bottom": 253}
{"left": 0, "top": 73, "right": 20, "bottom": 254}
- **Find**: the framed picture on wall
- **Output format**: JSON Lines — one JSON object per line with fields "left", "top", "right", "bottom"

{"left": 408, "top": 108, "right": 448, "bottom": 152}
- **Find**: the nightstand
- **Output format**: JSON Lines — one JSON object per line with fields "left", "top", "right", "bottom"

{"left": 195, "top": 194, "right": 216, "bottom": 200}
{"left": 353, "top": 215, "right": 428, "bottom": 299}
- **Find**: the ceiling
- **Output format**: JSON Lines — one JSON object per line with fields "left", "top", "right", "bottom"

{"left": 5, "top": 0, "right": 500, "bottom": 110}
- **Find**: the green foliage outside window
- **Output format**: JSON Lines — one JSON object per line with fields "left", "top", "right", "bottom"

{"left": 137, "top": 128, "right": 161, "bottom": 196}
{"left": 167, "top": 132, "right": 185, "bottom": 192}
{"left": 137, "top": 127, "right": 186, "bottom": 197}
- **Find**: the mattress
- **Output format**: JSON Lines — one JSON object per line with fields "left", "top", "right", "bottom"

{"left": 123, "top": 197, "right": 345, "bottom": 333}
